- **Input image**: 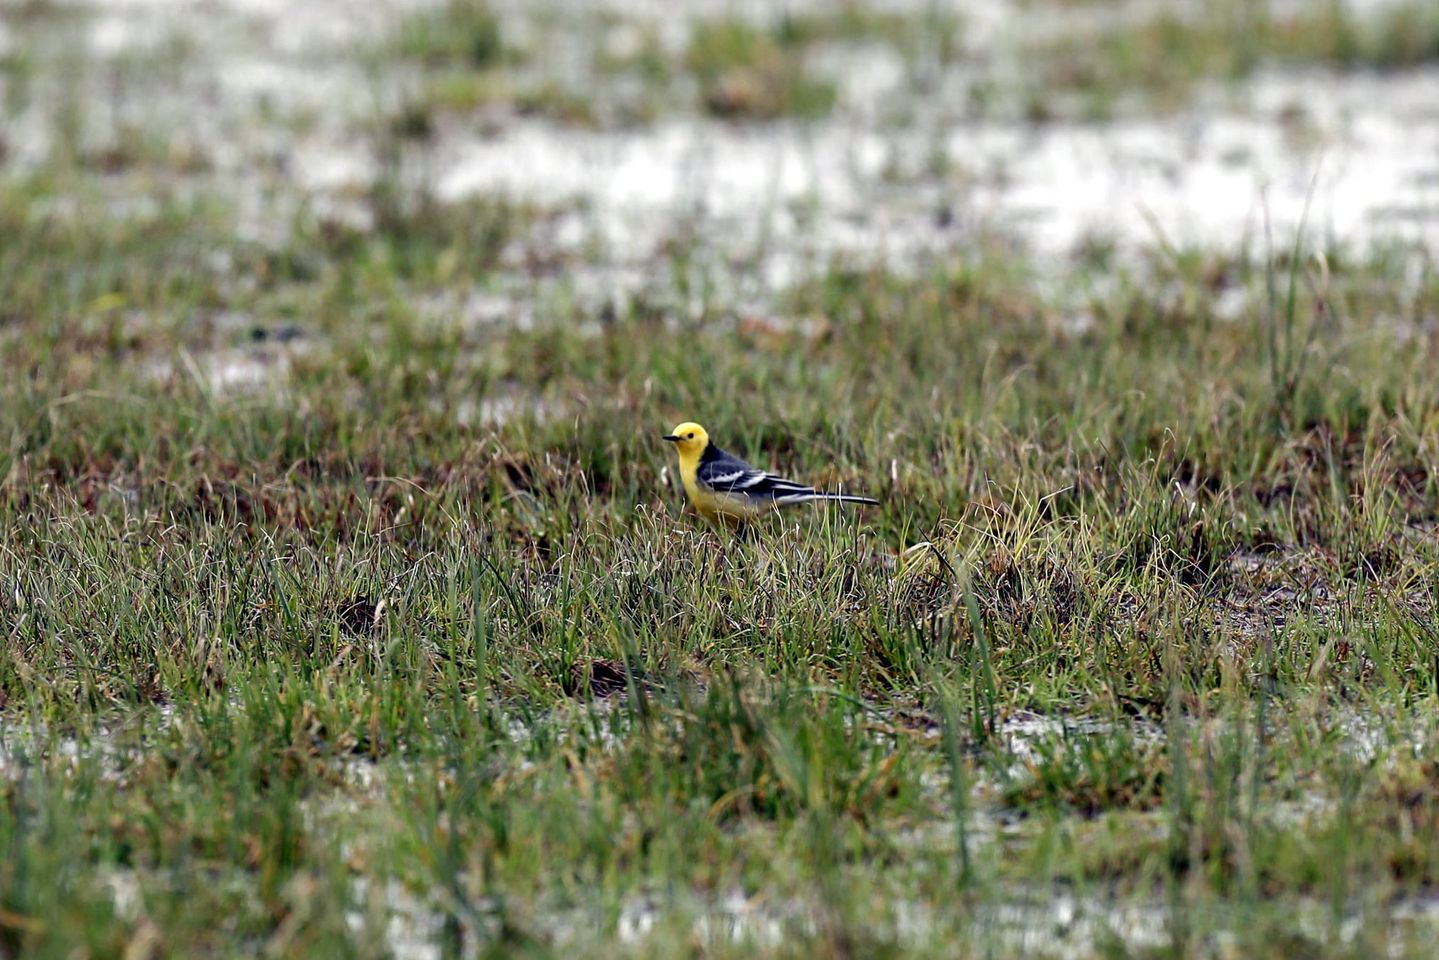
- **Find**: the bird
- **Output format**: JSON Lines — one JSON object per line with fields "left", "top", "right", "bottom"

{"left": 661, "top": 421, "right": 877, "bottom": 533}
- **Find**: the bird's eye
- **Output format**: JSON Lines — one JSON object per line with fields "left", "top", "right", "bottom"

{"left": 687, "top": 432, "right": 695, "bottom": 439}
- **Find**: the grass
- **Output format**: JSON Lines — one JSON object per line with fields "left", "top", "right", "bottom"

{"left": 370, "top": 0, "right": 1439, "bottom": 130}
{"left": 395, "top": 0, "right": 504, "bottom": 69}
{"left": 1025, "top": 0, "right": 1439, "bottom": 119}
{"left": 384, "top": 3, "right": 967, "bottom": 127}
{"left": 3, "top": 170, "right": 1439, "bottom": 955}
{"left": 685, "top": 18, "right": 837, "bottom": 121}
{"left": 3, "top": 0, "right": 1439, "bottom": 957}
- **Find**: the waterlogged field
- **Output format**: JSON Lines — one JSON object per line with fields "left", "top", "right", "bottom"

{"left": 3, "top": 1, "right": 1439, "bottom": 957}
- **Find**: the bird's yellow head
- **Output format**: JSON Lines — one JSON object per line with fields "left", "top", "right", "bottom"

{"left": 661, "top": 421, "right": 709, "bottom": 457}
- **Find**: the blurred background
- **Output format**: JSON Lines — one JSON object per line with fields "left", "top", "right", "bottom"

{"left": 3, "top": 0, "right": 1434, "bottom": 379}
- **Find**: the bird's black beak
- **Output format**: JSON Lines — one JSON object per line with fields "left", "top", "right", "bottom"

{"left": 661, "top": 434, "right": 680, "bottom": 442}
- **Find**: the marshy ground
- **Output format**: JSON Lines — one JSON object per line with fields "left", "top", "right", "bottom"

{"left": 3, "top": 0, "right": 1439, "bottom": 957}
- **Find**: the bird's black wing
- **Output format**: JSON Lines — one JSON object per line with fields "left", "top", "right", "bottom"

{"left": 695, "top": 447, "right": 816, "bottom": 502}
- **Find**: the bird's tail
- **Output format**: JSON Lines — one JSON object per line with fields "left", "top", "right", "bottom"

{"left": 786, "top": 491, "right": 879, "bottom": 506}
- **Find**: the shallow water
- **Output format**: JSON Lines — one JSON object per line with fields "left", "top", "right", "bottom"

{"left": 3, "top": 0, "right": 1433, "bottom": 305}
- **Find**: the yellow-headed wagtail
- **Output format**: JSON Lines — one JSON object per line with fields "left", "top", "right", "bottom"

{"left": 662, "top": 421, "right": 878, "bottom": 531}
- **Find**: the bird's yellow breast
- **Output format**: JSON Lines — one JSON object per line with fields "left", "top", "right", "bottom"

{"left": 676, "top": 446, "right": 767, "bottom": 526}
